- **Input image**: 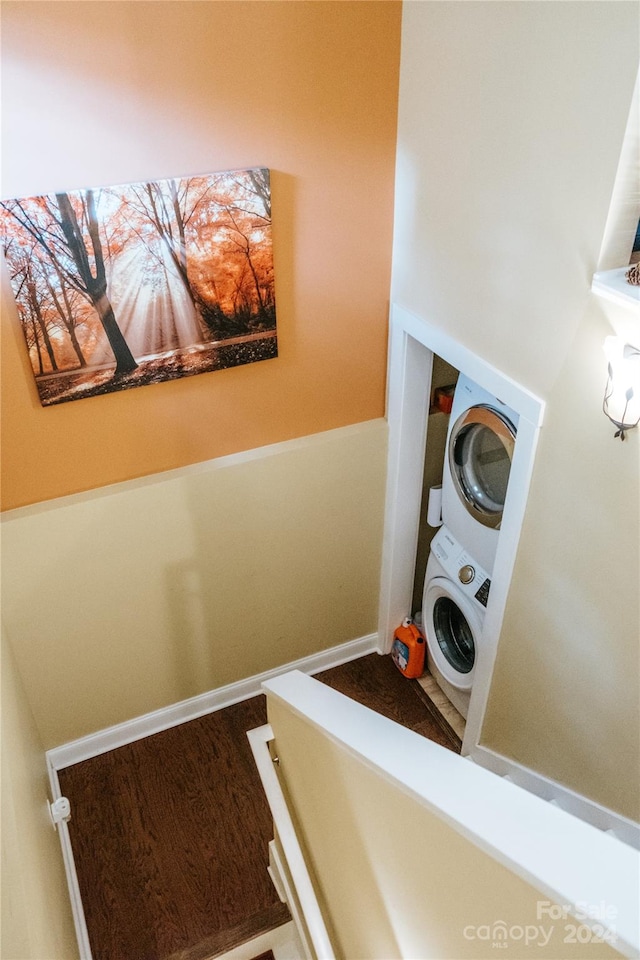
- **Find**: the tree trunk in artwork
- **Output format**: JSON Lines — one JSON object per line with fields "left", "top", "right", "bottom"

{"left": 225, "top": 207, "right": 270, "bottom": 325}
{"left": 27, "top": 276, "right": 58, "bottom": 372}
{"left": 168, "top": 179, "right": 191, "bottom": 293}
{"left": 45, "top": 271, "right": 87, "bottom": 368}
{"left": 147, "top": 180, "right": 205, "bottom": 331}
{"left": 29, "top": 310, "right": 45, "bottom": 376}
{"left": 243, "top": 246, "right": 267, "bottom": 320}
{"left": 56, "top": 191, "right": 138, "bottom": 375}
{"left": 65, "top": 312, "right": 88, "bottom": 368}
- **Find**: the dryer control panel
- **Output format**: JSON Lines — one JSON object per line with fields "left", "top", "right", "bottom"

{"left": 430, "top": 525, "right": 491, "bottom": 608}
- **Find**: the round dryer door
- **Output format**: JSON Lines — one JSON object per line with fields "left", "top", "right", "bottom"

{"left": 423, "top": 577, "right": 483, "bottom": 690}
{"left": 448, "top": 404, "right": 516, "bottom": 529}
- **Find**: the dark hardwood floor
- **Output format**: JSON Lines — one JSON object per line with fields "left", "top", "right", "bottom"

{"left": 59, "top": 653, "right": 460, "bottom": 959}
{"left": 59, "top": 696, "right": 288, "bottom": 960}
{"left": 316, "top": 653, "right": 461, "bottom": 752}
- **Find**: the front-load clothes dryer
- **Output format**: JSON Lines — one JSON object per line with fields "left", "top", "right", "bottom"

{"left": 422, "top": 524, "right": 491, "bottom": 719}
{"left": 441, "top": 374, "right": 518, "bottom": 573}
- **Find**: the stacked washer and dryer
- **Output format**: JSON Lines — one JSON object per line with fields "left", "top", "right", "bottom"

{"left": 421, "top": 375, "right": 519, "bottom": 719}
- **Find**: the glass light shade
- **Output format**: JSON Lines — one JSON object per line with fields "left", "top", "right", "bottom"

{"left": 603, "top": 336, "right": 640, "bottom": 436}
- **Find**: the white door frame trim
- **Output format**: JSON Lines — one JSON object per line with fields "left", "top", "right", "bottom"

{"left": 377, "top": 303, "right": 545, "bottom": 757}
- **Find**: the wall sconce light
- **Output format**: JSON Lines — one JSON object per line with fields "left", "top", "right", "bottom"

{"left": 603, "top": 336, "right": 640, "bottom": 440}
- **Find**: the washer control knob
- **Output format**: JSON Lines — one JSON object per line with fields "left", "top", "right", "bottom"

{"left": 459, "top": 564, "right": 475, "bottom": 585}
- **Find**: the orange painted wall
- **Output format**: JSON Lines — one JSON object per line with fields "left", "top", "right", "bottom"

{"left": 0, "top": 1, "right": 401, "bottom": 510}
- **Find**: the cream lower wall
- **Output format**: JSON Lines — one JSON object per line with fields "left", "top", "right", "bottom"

{"left": 393, "top": 2, "right": 639, "bottom": 822}
{"left": 1, "top": 420, "right": 387, "bottom": 749}
{"left": 482, "top": 302, "right": 640, "bottom": 821}
{"left": 1, "top": 628, "right": 77, "bottom": 960}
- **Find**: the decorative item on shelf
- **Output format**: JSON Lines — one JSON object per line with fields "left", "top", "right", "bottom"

{"left": 592, "top": 266, "right": 640, "bottom": 307}
{"left": 626, "top": 216, "right": 640, "bottom": 286}
{"left": 625, "top": 262, "right": 640, "bottom": 286}
{"left": 602, "top": 337, "right": 640, "bottom": 441}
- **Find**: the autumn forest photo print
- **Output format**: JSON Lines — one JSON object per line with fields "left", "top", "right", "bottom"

{"left": 1, "top": 167, "right": 277, "bottom": 406}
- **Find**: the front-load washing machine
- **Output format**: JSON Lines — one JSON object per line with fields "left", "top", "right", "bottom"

{"left": 441, "top": 374, "right": 518, "bottom": 573}
{"left": 422, "top": 524, "right": 491, "bottom": 719}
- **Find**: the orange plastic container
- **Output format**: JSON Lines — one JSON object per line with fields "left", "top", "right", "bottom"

{"left": 391, "top": 618, "right": 425, "bottom": 678}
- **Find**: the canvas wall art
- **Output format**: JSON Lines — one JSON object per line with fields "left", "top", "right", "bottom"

{"left": 0, "top": 167, "right": 277, "bottom": 406}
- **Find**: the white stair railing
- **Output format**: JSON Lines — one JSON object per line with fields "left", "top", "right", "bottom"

{"left": 254, "top": 670, "right": 639, "bottom": 960}
{"left": 247, "top": 723, "right": 336, "bottom": 960}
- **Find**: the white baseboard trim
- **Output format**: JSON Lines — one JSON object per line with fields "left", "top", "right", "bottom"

{"left": 46, "top": 633, "right": 380, "bottom": 772}
{"left": 47, "top": 766, "right": 93, "bottom": 960}
{"left": 469, "top": 745, "right": 639, "bottom": 850}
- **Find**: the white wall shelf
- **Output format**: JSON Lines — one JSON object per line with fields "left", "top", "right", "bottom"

{"left": 592, "top": 266, "right": 640, "bottom": 309}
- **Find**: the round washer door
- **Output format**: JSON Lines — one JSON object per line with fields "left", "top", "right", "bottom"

{"left": 422, "top": 576, "right": 483, "bottom": 690}
{"left": 448, "top": 404, "right": 516, "bottom": 529}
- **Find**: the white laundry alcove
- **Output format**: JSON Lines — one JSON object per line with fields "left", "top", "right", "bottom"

{"left": 377, "top": 303, "right": 545, "bottom": 756}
